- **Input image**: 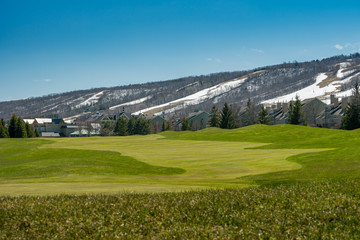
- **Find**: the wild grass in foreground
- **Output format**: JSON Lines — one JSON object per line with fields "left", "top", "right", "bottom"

{"left": 1, "top": 180, "right": 359, "bottom": 239}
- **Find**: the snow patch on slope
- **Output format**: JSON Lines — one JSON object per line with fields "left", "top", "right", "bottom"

{"left": 76, "top": 91, "right": 106, "bottom": 108}
{"left": 133, "top": 76, "right": 248, "bottom": 115}
{"left": 262, "top": 73, "right": 331, "bottom": 104}
{"left": 109, "top": 96, "right": 152, "bottom": 110}
{"left": 263, "top": 69, "right": 360, "bottom": 104}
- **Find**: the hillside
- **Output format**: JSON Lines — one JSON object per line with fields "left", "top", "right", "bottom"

{"left": 1, "top": 54, "right": 360, "bottom": 120}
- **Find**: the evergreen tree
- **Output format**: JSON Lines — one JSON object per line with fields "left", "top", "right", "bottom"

{"left": 0, "top": 119, "right": 9, "bottom": 138}
{"left": 181, "top": 118, "right": 191, "bottom": 131}
{"left": 35, "top": 129, "right": 40, "bottom": 137}
{"left": 258, "top": 105, "right": 270, "bottom": 125}
{"left": 162, "top": 118, "right": 166, "bottom": 132}
{"left": 15, "top": 116, "right": 27, "bottom": 138}
{"left": 288, "top": 96, "right": 306, "bottom": 125}
{"left": 103, "top": 121, "right": 112, "bottom": 130}
{"left": 341, "top": 82, "right": 360, "bottom": 130}
{"left": 0, "top": 118, "right": 5, "bottom": 127}
{"left": 244, "top": 98, "right": 256, "bottom": 126}
{"left": 135, "top": 118, "right": 151, "bottom": 135}
{"left": 25, "top": 122, "right": 35, "bottom": 138}
{"left": 208, "top": 105, "right": 220, "bottom": 127}
{"left": 115, "top": 117, "right": 128, "bottom": 136}
{"left": 165, "top": 120, "right": 171, "bottom": 131}
{"left": 127, "top": 118, "right": 136, "bottom": 135}
{"left": 8, "top": 114, "right": 17, "bottom": 138}
{"left": 220, "top": 102, "right": 235, "bottom": 129}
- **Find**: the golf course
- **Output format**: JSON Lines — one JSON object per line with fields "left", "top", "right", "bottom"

{"left": 2, "top": 125, "right": 360, "bottom": 238}
{"left": 0, "top": 124, "right": 358, "bottom": 195}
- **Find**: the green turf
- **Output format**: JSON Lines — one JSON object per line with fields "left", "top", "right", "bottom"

{"left": 162, "top": 125, "right": 360, "bottom": 185}
{"left": 1, "top": 124, "right": 360, "bottom": 194}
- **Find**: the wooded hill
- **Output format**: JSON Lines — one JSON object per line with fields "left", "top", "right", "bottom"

{"left": 1, "top": 54, "right": 360, "bottom": 121}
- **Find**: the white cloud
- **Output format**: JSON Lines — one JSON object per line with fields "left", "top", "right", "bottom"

{"left": 335, "top": 44, "right": 344, "bottom": 50}
{"left": 335, "top": 43, "right": 352, "bottom": 50}
{"left": 206, "top": 58, "right": 221, "bottom": 63}
{"left": 251, "top": 48, "right": 264, "bottom": 54}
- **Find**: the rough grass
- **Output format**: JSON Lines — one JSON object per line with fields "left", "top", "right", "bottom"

{"left": 1, "top": 180, "right": 359, "bottom": 239}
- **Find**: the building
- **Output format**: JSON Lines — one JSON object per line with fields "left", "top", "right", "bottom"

{"left": 316, "top": 97, "right": 348, "bottom": 128}
{"left": 172, "top": 110, "right": 210, "bottom": 131}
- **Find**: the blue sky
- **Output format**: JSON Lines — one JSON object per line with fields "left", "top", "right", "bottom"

{"left": 1, "top": 0, "right": 360, "bottom": 101}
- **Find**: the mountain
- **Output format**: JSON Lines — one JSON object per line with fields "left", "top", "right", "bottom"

{"left": 1, "top": 54, "right": 360, "bottom": 121}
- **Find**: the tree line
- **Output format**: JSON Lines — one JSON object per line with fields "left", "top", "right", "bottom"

{"left": 112, "top": 117, "right": 152, "bottom": 136}
{"left": 0, "top": 114, "right": 39, "bottom": 138}
{"left": 208, "top": 96, "right": 306, "bottom": 129}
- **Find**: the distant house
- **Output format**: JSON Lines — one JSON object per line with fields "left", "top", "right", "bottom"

{"left": 301, "top": 98, "right": 328, "bottom": 127}
{"left": 23, "top": 118, "right": 65, "bottom": 136}
{"left": 187, "top": 110, "right": 210, "bottom": 131}
{"left": 40, "top": 132, "right": 60, "bottom": 137}
{"left": 267, "top": 98, "right": 328, "bottom": 126}
{"left": 268, "top": 103, "right": 289, "bottom": 125}
{"left": 316, "top": 97, "right": 348, "bottom": 128}
{"left": 114, "top": 107, "right": 132, "bottom": 120}
{"left": 172, "top": 110, "right": 210, "bottom": 131}
{"left": 151, "top": 115, "right": 164, "bottom": 133}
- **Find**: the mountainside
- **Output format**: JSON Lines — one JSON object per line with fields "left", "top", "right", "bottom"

{"left": 1, "top": 54, "right": 360, "bottom": 120}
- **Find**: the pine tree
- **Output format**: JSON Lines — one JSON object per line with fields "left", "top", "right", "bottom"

{"left": 288, "top": 96, "right": 306, "bottom": 125}
{"left": 245, "top": 98, "right": 256, "bottom": 126}
{"left": 220, "top": 102, "right": 235, "bottom": 129}
{"left": 135, "top": 118, "right": 151, "bottom": 135}
{"left": 0, "top": 119, "right": 9, "bottom": 138}
{"left": 162, "top": 118, "right": 166, "bottom": 132}
{"left": 0, "top": 118, "right": 5, "bottom": 127}
{"left": 15, "top": 116, "right": 27, "bottom": 138}
{"left": 8, "top": 114, "right": 17, "bottom": 138}
{"left": 165, "top": 120, "right": 171, "bottom": 131}
{"left": 127, "top": 118, "right": 136, "bottom": 135}
{"left": 115, "top": 117, "right": 128, "bottom": 136}
{"left": 35, "top": 128, "right": 40, "bottom": 137}
{"left": 181, "top": 118, "right": 191, "bottom": 131}
{"left": 258, "top": 105, "right": 270, "bottom": 125}
{"left": 341, "top": 82, "right": 360, "bottom": 130}
{"left": 209, "top": 105, "right": 220, "bottom": 127}
{"left": 25, "top": 122, "right": 35, "bottom": 138}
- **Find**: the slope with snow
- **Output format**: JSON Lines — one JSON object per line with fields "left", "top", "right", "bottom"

{"left": 76, "top": 91, "right": 106, "bottom": 108}
{"left": 133, "top": 76, "right": 249, "bottom": 116}
{"left": 262, "top": 62, "right": 360, "bottom": 104}
{"left": 109, "top": 96, "right": 152, "bottom": 110}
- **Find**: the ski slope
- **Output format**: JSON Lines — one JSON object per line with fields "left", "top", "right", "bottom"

{"left": 133, "top": 76, "right": 248, "bottom": 115}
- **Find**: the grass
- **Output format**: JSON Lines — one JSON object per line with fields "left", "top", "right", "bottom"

{"left": 1, "top": 180, "right": 360, "bottom": 239}
{"left": 2, "top": 125, "right": 360, "bottom": 238}
{"left": 162, "top": 125, "right": 360, "bottom": 185}
{"left": 0, "top": 129, "right": 326, "bottom": 195}
{"left": 1, "top": 124, "right": 360, "bottom": 194}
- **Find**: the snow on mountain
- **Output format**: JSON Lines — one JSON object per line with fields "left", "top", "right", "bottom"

{"left": 263, "top": 62, "right": 360, "bottom": 104}
{"left": 109, "top": 96, "right": 152, "bottom": 110}
{"left": 76, "top": 91, "right": 106, "bottom": 108}
{"left": 337, "top": 62, "right": 355, "bottom": 78}
{"left": 262, "top": 73, "right": 331, "bottom": 104}
{"left": 133, "top": 76, "right": 248, "bottom": 115}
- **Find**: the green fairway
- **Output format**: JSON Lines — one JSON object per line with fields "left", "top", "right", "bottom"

{"left": 1, "top": 124, "right": 359, "bottom": 195}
